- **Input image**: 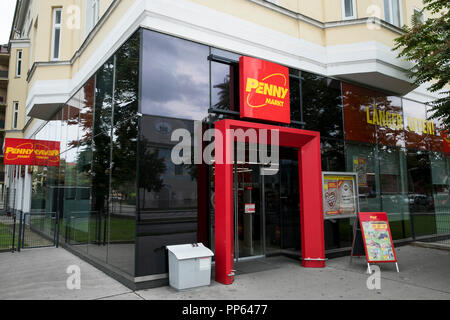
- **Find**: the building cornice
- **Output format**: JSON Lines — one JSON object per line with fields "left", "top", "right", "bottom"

{"left": 9, "top": 39, "right": 31, "bottom": 49}
{"left": 27, "top": 60, "right": 71, "bottom": 82}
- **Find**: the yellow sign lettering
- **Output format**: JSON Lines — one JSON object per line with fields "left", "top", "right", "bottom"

{"left": 246, "top": 78, "right": 259, "bottom": 93}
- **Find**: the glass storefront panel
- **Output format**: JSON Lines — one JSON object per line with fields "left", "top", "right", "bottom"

{"left": 107, "top": 32, "right": 139, "bottom": 276}
{"left": 324, "top": 218, "right": 354, "bottom": 250}
{"left": 403, "top": 99, "right": 430, "bottom": 151}
{"left": 289, "top": 75, "right": 301, "bottom": 124}
{"left": 79, "top": 77, "right": 95, "bottom": 144}
{"left": 430, "top": 152, "right": 450, "bottom": 235}
{"left": 93, "top": 58, "right": 114, "bottom": 137}
{"left": 136, "top": 115, "right": 198, "bottom": 276}
{"left": 321, "top": 138, "right": 345, "bottom": 172}
{"left": 375, "top": 94, "right": 405, "bottom": 148}
{"left": 88, "top": 58, "right": 115, "bottom": 264}
{"left": 60, "top": 90, "right": 85, "bottom": 251}
{"left": 378, "top": 145, "right": 411, "bottom": 239}
{"left": 67, "top": 96, "right": 80, "bottom": 151}
{"left": 303, "top": 73, "right": 343, "bottom": 140}
{"left": 30, "top": 165, "right": 48, "bottom": 212}
{"left": 141, "top": 30, "right": 209, "bottom": 120}
{"left": 406, "top": 150, "right": 437, "bottom": 237}
{"left": 346, "top": 142, "right": 381, "bottom": 212}
{"left": 61, "top": 106, "right": 68, "bottom": 154}
{"left": 211, "top": 61, "right": 240, "bottom": 113}
{"left": 342, "top": 83, "right": 377, "bottom": 144}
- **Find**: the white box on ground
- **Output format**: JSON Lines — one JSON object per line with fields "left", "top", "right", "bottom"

{"left": 166, "top": 243, "right": 214, "bottom": 290}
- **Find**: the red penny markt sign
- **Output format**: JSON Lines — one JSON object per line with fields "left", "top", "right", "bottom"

{"left": 4, "top": 138, "right": 60, "bottom": 167}
{"left": 239, "top": 56, "right": 291, "bottom": 124}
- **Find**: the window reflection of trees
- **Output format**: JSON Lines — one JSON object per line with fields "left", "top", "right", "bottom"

{"left": 303, "top": 72, "right": 343, "bottom": 139}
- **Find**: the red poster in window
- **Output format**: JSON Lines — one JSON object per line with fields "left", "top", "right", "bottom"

{"left": 4, "top": 138, "right": 60, "bottom": 167}
{"left": 239, "top": 56, "right": 290, "bottom": 124}
{"left": 442, "top": 131, "right": 450, "bottom": 154}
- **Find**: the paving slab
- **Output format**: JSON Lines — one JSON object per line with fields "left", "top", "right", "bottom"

{"left": 0, "top": 247, "right": 131, "bottom": 300}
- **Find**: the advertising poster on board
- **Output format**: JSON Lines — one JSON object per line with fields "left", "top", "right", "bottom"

{"left": 323, "top": 173, "right": 358, "bottom": 219}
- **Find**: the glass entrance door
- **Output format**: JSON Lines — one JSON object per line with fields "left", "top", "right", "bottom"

{"left": 233, "top": 146, "right": 301, "bottom": 260}
{"left": 263, "top": 151, "right": 301, "bottom": 256}
{"left": 234, "top": 163, "right": 263, "bottom": 259}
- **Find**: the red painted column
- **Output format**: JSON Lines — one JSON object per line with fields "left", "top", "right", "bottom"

{"left": 298, "top": 136, "right": 326, "bottom": 267}
{"left": 215, "top": 121, "right": 235, "bottom": 284}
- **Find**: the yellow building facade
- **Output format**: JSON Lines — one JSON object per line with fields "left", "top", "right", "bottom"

{"left": 6, "top": 0, "right": 438, "bottom": 141}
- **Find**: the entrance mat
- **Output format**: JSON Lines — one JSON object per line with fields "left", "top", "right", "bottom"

{"left": 234, "top": 259, "right": 281, "bottom": 275}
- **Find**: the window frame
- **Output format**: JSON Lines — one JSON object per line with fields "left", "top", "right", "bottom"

{"left": 384, "top": 0, "right": 403, "bottom": 27}
{"left": 413, "top": 7, "right": 425, "bottom": 25}
{"left": 51, "top": 7, "right": 62, "bottom": 61}
{"left": 342, "top": 0, "right": 357, "bottom": 20}
{"left": 92, "top": 0, "right": 99, "bottom": 26}
{"left": 16, "top": 50, "right": 23, "bottom": 77}
{"left": 13, "top": 102, "right": 19, "bottom": 129}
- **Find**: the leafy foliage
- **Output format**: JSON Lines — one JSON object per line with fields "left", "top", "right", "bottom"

{"left": 393, "top": 0, "right": 450, "bottom": 130}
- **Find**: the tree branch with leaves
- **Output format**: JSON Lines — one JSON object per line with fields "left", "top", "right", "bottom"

{"left": 394, "top": 0, "right": 449, "bottom": 130}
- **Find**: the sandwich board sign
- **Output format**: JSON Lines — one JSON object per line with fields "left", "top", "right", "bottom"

{"left": 350, "top": 212, "right": 399, "bottom": 273}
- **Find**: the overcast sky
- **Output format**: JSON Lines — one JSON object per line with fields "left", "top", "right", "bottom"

{"left": 0, "top": 1, "right": 16, "bottom": 45}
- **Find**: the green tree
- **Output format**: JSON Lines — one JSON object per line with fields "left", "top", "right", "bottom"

{"left": 393, "top": 0, "right": 449, "bottom": 130}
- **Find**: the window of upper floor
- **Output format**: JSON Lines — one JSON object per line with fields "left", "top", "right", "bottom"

{"left": 384, "top": 0, "right": 402, "bottom": 27}
{"left": 342, "top": 0, "right": 357, "bottom": 20}
{"left": 16, "top": 50, "right": 23, "bottom": 77}
{"left": 13, "top": 102, "right": 19, "bottom": 129}
{"left": 51, "top": 8, "right": 62, "bottom": 61}
{"left": 413, "top": 8, "right": 425, "bottom": 26}
{"left": 85, "top": 0, "right": 100, "bottom": 36}
{"left": 21, "top": 8, "right": 32, "bottom": 38}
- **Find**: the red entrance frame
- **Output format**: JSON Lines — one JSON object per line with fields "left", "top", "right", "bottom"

{"left": 214, "top": 119, "right": 326, "bottom": 285}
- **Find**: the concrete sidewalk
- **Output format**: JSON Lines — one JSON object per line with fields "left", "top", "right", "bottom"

{"left": 0, "top": 245, "right": 449, "bottom": 300}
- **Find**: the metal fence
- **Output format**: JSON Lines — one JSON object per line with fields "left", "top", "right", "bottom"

{"left": 0, "top": 212, "right": 57, "bottom": 252}
{"left": 16, "top": 212, "right": 57, "bottom": 250}
{"left": 434, "top": 210, "right": 450, "bottom": 245}
{"left": 4, "top": 188, "right": 16, "bottom": 215}
{"left": 0, "top": 213, "right": 18, "bottom": 252}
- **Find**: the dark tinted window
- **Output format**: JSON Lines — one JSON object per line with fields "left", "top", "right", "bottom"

{"left": 108, "top": 32, "right": 140, "bottom": 275}
{"left": 302, "top": 72, "right": 343, "bottom": 139}
{"left": 211, "top": 61, "right": 240, "bottom": 113}
{"left": 406, "top": 151, "right": 437, "bottom": 237}
{"left": 141, "top": 30, "right": 209, "bottom": 120}
{"left": 136, "top": 115, "right": 198, "bottom": 276}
